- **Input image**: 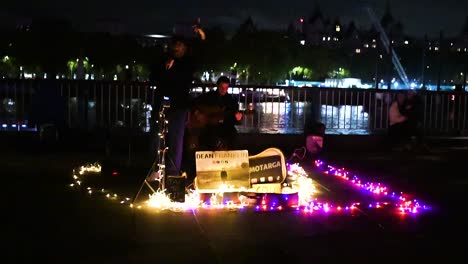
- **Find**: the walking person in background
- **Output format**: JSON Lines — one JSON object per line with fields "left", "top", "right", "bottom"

{"left": 388, "top": 91, "right": 411, "bottom": 151}
{"left": 403, "top": 90, "right": 429, "bottom": 151}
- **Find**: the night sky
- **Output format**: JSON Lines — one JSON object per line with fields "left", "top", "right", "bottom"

{"left": 3, "top": 0, "right": 468, "bottom": 38}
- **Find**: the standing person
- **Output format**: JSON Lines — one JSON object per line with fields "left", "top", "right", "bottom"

{"left": 149, "top": 25, "right": 206, "bottom": 177}
{"left": 404, "top": 90, "right": 427, "bottom": 149}
{"left": 388, "top": 91, "right": 411, "bottom": 150}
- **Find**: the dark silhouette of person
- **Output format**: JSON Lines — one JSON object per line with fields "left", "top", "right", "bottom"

{"left": 148, "top": 25, "right": 206, "bottom": 177}
{"left": 388, "top": 91, "right": 411, "bottom": 150}
{"left": 403, "top": 90, "right": 425, "bottom": 146}
{"left": 191, "top": 76, "right": 243, "bottom": 150}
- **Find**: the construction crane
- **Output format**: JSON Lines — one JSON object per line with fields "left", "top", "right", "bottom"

{"left": 365, "top": 6, "right": 411, "bottom": 89}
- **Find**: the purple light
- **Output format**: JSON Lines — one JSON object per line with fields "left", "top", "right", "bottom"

{"left": 314, "top": 160, "right": 430, "bottom": 215}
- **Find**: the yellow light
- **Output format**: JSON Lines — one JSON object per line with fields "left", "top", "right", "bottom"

{"left": 71, "top": 162, "right": 317, "bottom": 212}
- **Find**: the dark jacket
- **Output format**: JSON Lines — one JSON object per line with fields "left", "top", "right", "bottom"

{"left": 192, "top": 91, "right": 240, "bottom": 130}
{"left": 149, "top": 55, "right": 196, "bottom": 110}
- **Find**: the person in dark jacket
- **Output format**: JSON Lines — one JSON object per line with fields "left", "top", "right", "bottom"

{"left": 149, "top": 25, "right": 205, "bottom": 177}
{"left": 191, "top": 76, "right": 243, "bottom": 150}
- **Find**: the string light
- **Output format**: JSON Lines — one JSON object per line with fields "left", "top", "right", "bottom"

{"left": 314, "top": 160, "right": 430, "bottom": 214}
{"left": 70, "top": 160, "right": 430, "bottom": 216}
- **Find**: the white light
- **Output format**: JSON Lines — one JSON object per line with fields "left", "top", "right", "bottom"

{"left": 300, "top": 40, "right": 305, "bottom": 45}
{"left": 355, "top": 49, "right": 361, "bottom": 53}
{"left": 394, "top": 81, "right": 399, "bottom": 88}
{"left": 404, "top": 40, "right": 409, "bottom": 45}
{"left": 2, "top": 124, "right": 7, "bottom": 128}
{"left": 125, "top": 65, "right": 129, "bottom": 69}
{"left": 21, "top": 124, "right": 27, "bottom": 128}
{"left": 12, "top": 124, "right": 17, "bottom": 128}
{"left": 145, "top": 34, "right": 170, "bottom": 38}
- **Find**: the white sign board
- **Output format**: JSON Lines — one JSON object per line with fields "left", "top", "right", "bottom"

{"left": 194, "top": 150, "right": 250, "bottom": 192}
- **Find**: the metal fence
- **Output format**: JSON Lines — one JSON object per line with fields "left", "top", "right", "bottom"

{"left": 1, "top": 79, "right": 467, "bottom": 135}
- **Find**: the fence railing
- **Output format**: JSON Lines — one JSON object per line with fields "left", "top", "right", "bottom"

{"left": 0, "top": 80, "right": 467, "bottom": 135}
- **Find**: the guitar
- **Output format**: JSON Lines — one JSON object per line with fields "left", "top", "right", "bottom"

{"left": 185, "top": 104, "right": 227, "bottom": 152}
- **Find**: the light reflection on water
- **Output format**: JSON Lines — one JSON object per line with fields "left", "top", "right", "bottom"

{"left": 237, "top": 102, "right": 371, "bottom": 135}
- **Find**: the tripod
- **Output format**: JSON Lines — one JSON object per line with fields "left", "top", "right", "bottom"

{"left": 131, "top": 99, "right": 171, "bottom": 204}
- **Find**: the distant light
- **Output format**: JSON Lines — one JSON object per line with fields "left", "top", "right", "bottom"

{"left": 1, "top": 124, "right": 7, "bottom": 128}
{"left": 145, "top": 34, "right": 170, "bottom": 39}
{"left": 335, "top": 25, "right": 341, "bottom": 32}
{"left": 300, "top": 40, "right": 305, "bottom": 45}
{"left": 394, "top": 81, "right": 399, "bottom": 88}
{"left": 300, "top": 18, "right": 304, "bottom": 23}
{"left": 355, "top": 48, "right": 361, "bottom": 53}
{"left": 12, "top": 124, "right": 17, "bottom": 128}
{"left": 404, "top": 40, "right": 409, "bottom": 45}
{"left": 21, "top": 124, "right": 27, "bottom": 128}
